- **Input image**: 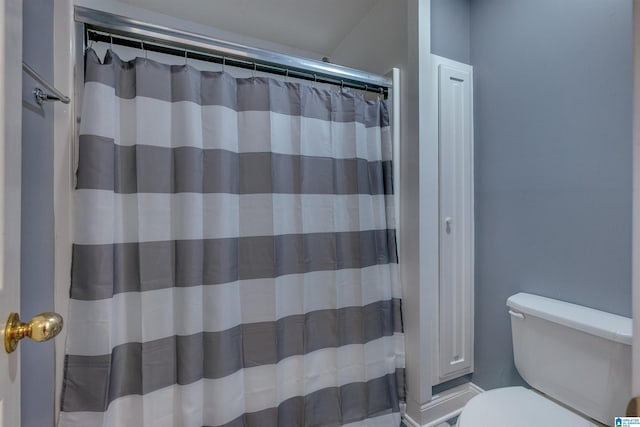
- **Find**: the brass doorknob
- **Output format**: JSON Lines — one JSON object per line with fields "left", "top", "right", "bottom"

{"left": 4, "top": 312, "right": 63, "bottom": 354}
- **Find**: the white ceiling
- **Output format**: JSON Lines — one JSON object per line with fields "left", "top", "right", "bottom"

{"left": 118, "top": 0, "right": 379, "bottom": 56}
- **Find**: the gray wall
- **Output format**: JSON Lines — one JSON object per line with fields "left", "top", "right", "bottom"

{"left": 471, "top": 0, "right": 633, "bottom": 389}
{"left": 21, "top": 0, "right": 55, "bottom": 425}
{"left": 431, "top": 0, "right": 470, "bottom": 64}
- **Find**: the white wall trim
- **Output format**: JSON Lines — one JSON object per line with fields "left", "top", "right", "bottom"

{"left": 387, "top": 67, "right": 401, "bottom": 252}
{"left": 404, "top": 0, "right": 437, "bottom": 422}
{"left": 418, "top": 0, "right": 440, "bottom": 397}
{"left": 53, "top": 0, "right": 75, "bottom": 421}
{"left": 403, "top": 382, "right": 483, "bottom": 427}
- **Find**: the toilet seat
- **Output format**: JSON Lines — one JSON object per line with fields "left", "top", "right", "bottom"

{"left": 456, "top": 386, "right": 600, "bottom": 427}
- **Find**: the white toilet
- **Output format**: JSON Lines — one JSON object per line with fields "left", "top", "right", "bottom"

{"left": 457, "top": 292, "right": 631, "bottom": 427}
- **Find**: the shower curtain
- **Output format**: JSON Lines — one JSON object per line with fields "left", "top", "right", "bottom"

{"left": 59, "top": 49, "right": 404, "bottom": 427}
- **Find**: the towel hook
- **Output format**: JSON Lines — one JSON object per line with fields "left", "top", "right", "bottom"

{"left": 23, "top": 62, "right": 71, "bottom": 105}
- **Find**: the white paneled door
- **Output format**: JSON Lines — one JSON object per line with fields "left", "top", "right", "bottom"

{"left": 0, "top": 0, "right": 22, "bottom": 425}
{"left": 435, "top": 55, "right": 474, "bottom": 383}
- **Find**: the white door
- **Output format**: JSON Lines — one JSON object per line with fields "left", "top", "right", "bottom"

{"left": 437, "top": 59, "right": 474, "bottom": 382}
{"left": 0, "top": 0, "right": 22, "bottom": 425}
{"left": 633, "top": 0, "right": 640, "bottom": 411}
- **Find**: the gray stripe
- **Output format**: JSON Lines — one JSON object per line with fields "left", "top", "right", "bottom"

{"left": 85, "top": 49, "right": 389, "bottom": 128}
{"left": 213, "top": 371, "right": 403, "bottom": 427}
{"left": 76, "top": 135, "right": 393, "bottom": 195}
{"left": 71, "top": 230, "right": 398, "bottom": 300}
{"left": 60, "top": 300, "right": 402, "bottom": 412}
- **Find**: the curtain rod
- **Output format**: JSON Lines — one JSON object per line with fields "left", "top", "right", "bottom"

{"left": 75, "top": 7, "right": 392, "bottom": 96}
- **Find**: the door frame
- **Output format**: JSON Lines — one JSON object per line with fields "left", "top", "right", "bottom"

{"left": 52, "top": 0, "right": 75, "bottom": 421}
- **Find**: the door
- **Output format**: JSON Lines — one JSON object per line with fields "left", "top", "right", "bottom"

{"left": 0, "top": 0, "right": 23, "bottom": 425}
{"left": 633, "top": 0, "right": 640, "bottom": 412}
{"left": 436, "top": 57, "right": 474, "bottom": 383}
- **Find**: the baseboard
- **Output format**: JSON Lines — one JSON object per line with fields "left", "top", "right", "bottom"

{"left": 402, "top": 382, "right": 483, "bottom": 427}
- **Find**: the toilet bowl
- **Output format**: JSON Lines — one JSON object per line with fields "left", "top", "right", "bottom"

{"left": 456, "top": 293, "right": 631, "bottom": 427}
{"left": 456, "top": 387, "right": 600, "bottom": 426}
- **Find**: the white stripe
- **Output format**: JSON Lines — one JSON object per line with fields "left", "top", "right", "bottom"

{"left": 58, "top": 411, "right": 102, "bottom": 427}
{"left": 73, "top": 191, "right": 392, "bottom": 245}
{"left": 81, "top": 82, "right": 391, "bottom": 160}
{"left": 65, "top": 264, "right": 400, "bottom": 356}
{"left": 343, "top": 412, "right": 401, "bottom": 427}
{"left": 79, "top": 82, "right": 119, "bottom": 140}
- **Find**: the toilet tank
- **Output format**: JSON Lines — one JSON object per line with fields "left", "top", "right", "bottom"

{"left": 507, "top": 293, "right": 631, "bottom": 425}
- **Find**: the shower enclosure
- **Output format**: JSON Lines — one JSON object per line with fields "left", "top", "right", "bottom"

{"left": 57, "top": 8, "right": 405, "bottom": 427}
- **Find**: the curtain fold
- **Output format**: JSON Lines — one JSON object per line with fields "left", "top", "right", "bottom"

{"left": 59, "top": 49, "right": 404, "bottom": 427}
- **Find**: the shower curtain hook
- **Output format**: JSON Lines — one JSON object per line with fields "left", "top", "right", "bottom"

{"left": 252, "top": 62, "right": 257, "bottom": 78}
{"left": 184, "top": 49, "right": 188, "bottom": 65}
{"left": 109, "top": 34, "right": 113, "bottom": 51}
{"left": 222, "top": 57, "right": 226, "bottom": 73}
{"left": 378, "top": 87, "right": 384, "bottom": 100}
{"left": 141, "top": 41, "right": 147, "bottom": 59}
{"left": 313, "top": 74, "right": 317, "bottom": 88}
{"left": 85, "top": 28, "right": 95, "bottom": 52}
{"left": 285, "top": 69, "right": 289, "bottom": 82}
{"left": 86, "top": 37, "right": 94, "bottom": 52}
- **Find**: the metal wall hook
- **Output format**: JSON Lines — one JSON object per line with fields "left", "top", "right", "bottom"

{"left": 33, "top": 88, "right": 71, "bottom": 105}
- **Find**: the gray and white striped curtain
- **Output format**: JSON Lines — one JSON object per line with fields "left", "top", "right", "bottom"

{"left": 59, "top": 49, "right": 404, "bottom": 427}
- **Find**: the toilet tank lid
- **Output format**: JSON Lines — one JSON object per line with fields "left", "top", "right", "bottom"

{"left": 506, "top": 293, "right": 631, "bottom": 345}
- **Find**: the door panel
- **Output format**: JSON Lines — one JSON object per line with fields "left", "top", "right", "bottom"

{"left": 437, "top": 59, "right": 474, "bottom": 382}
{"left": 633, "top": 0, "right": 640, "bottom": 402}
{"left": 0, "top": 0, "right": 23, "bottom": 425}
